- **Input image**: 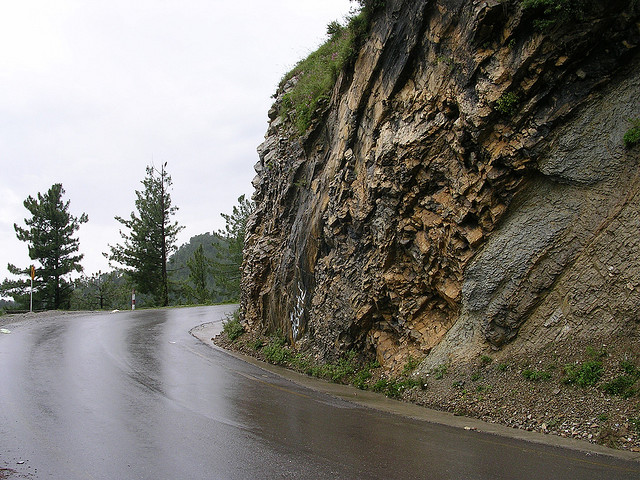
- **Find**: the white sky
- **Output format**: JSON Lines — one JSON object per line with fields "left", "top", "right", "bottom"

{"left": 0, "top": 0, "right": 354, "bottom": 281}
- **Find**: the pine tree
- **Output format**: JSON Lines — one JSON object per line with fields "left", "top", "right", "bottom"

{"left": 211, "top": 195, "right": 253, "bottom": 301}
{"left": 185, "top": 244, "right": 212, "bottom": 304}
{"left": 1, "top": 183, "right": 88, "bottom": 310}
{"left": 107, "top": 163, "right": 183, "bottom": 306}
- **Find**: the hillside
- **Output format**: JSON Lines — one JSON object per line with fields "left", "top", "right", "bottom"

{"left": 236, "top": 0, "right": 640, "bottom": 449}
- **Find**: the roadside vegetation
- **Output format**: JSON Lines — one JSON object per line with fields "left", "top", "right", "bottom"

{"left": 277, "top": 1, "right": 385, "bottom": 134}
{"left": 217, "top": 322, "right": 428, "bottom": 399}
{"left": 216, "top": 325, "right": 640, "bottom": 450}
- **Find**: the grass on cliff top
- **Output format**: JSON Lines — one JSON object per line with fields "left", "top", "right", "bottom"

{"left": 278, "top": 6, "right": 378, "bottom": 135}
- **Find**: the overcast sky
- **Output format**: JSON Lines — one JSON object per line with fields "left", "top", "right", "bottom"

{"left": 0, "top": 0, "right": 354, "bottom": 281}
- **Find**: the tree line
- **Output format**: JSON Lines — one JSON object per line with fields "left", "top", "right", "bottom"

{"left": 0, "top": 163, "right": 252, "bottom": 311}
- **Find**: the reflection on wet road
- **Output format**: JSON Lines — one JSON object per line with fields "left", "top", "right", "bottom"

{"left": 0, "top": 306, "right": 638, "bottom": 479}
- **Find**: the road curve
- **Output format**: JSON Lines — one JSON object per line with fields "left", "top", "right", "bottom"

{"left": 0, "top": 306, "right": 638, "bottom": 479}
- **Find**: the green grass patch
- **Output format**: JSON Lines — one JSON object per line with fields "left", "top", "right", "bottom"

{"left": 372, "top": 377, "right": 424, "bottom": 399}
{"left": 432, "top": 364, "right": 448, "bottom": 380}
{"left": 495, "top": 92, "right": 520, "bottom": 116}
{"left": 563, "top": 360, "right": 603, "bottom": 387}
{"left": 601, "top": 359, "right": 640, "bottom": 398}
{"left": 480, "top": 355, "right": 493, "bottom": 366}
{"left": 522, "top": 368, "right": 552, "bottom": 381}
{"left": 263, "top": 333, "right": 288, "bottom": 364}
{"left": 621, "top": 360, "right": 640, "bottom": 377}
{"left": 521, "top": 0, "right": 596, "bottom": 30}
{"left": 277, "top": 3, "right": 381, "bottom": 135}
{"left": 624, "top": 118, "right": 640, "bottom": 148}
{"left": 222, "top": 311, "right": 244, "bottom": 341}
{"left": 279, "top": 24, "right": 357, "bottom": 134}
{"left": 601, "top": 375, "right": 637, "bottom": 398}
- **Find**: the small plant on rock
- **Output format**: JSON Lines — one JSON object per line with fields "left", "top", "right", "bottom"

{"left": 222, "top": 311, "right": 244, "bottom": 341}
{"left": 403, "top": 355, "right": 420, "bottom": 375}
{"left": 263, "top": 333, "right": 289, "bottom": 364}
{"left": 563, "top": 360, "right": 603, "bottom": 387}
{"left": 432, "top": 364, "right": 448, "bottom": 380}
{"left": 495, "top": 92, "right": 520, "bottom": 116}
{"left": 522, "top": 368, "right": 552, "bottom": 381}
{"left": 623, "top": 118, "right": 640, "bottom": 148}
{"left": 601, "top": 375, "right": 637, "bottom": 398}
{"left": 521, "top": 0, "right": 596, "bottom": 30}
{"left": 480, "top": 355, "right": 493, "bottom": 366}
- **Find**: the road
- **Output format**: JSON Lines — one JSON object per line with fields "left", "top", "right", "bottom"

{"left": 0, "top": 306, "right": 638, "bottom": 479}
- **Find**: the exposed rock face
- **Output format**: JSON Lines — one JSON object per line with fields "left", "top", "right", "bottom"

{"left": 242, "top": 0, "right": 640, "bottom": 371}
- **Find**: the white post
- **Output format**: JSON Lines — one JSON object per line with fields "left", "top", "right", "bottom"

{"left": 30, "top": 265, "right": 34, "bottom": 313}
{"left": 132, "top": 288, "right": 136, "bottom": 310}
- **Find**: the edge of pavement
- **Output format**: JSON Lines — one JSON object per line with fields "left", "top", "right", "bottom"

{"left": 190, "top": 320, "right": 640, "bottom": 466}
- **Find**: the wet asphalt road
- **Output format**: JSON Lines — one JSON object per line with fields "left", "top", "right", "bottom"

{"left": 0, "top": 306, "right": 639, "bottom": 480}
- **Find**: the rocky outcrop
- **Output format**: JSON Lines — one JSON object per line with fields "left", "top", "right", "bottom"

{"left": 242, "top": 0, "right": 640, "bottom": 371}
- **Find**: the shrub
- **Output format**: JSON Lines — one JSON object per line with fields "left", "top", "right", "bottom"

{"left": 263, "top": 343, "right": 288, "bottom": 364}
{"left": 522, "top": 368, "right": 551, "bottom": 381}
{"left": 495, "top": 92, "right": 519, "bottom": 115}
{"left": 325, "top": 350, "right": 359, "bottom": 382}
{"left": 372, "top": 378, "right": 423, "bottom": 399}
{"left": 623, "top": 119, "right": 640, "bottom": 148}
{"left": 432, "top": 364, "right": 448, "bottom": 380}
{"left": 521, "top": 0, "right": 596, "bottom": 30}
{"left": 601, "top": 375, "right": 637, "bottom": 398}
{"left": 563, "top": 360, "right": 603, "bottom": 387}
{"left": 263, "top": 333, "right": 288, "bottom": 364}
{"left": 403, "top": 355, "right": 420, "bottom": 375}
{"left": 621, "top": 359, "right": 640, "bottom": 377}
{"left": 290, "top": 352, "right": 312, "bottom": 372}
{"left": 352, "top": 369, "right": 373, "bottom": 390}
{"left": 222, "top": 311, "right": 244, "bottom": 341}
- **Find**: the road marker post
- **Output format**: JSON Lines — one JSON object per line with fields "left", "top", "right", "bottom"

{"left": 132, "top": 289, "right": 136, "bottom": 310}
{"left": 30, "top": 265, "right": 35, "bottom": 313}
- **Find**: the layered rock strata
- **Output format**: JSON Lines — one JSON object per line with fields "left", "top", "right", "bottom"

{"left": 242, "top": 0, "right": 640, "bottom": 371}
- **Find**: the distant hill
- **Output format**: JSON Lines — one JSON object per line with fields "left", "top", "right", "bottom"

{"left": 168, "top": 232, "right": 234, "bottom": 304}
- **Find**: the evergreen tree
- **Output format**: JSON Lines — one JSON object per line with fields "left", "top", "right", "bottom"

{"left": 107, "top": 163, "right": 183, "bottom": 306}
{"left": 185, "top": 244, "right": 212, "bottom": 304}
{"left": 70, "top": 270, "right": 132, "bottom": 310}
{"left": 166, "top": 232, "right": 229, "bottom": 305}
{"left": 212, "top": 195, "right": 253, "bottom": 301}
{"left": 1, "top": 183, "right": 88, "bottom": 310}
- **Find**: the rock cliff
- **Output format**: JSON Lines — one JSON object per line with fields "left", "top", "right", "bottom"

{"left": 242, "top": 0, "right": 640, "bottom": 373}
